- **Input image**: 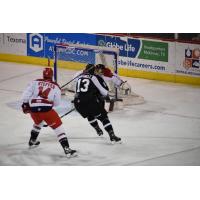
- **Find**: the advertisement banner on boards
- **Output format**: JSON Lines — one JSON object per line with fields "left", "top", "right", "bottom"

{"left": 96, "top": 34, "right": 141, "bottom": 58}
{"left": 0, "top": 33, "right": 26, "bottom": 55}
{"left": 138, "top": 40, "right": 168, "bottom": 62}
{"left": 96, "top": 34, "right": 174, "bottom": 73}
{"left": 127, "top": 40, "right": 175, "bottom": 74}
{"left": 96, "top": 34, "right": 168, "bottom": 61}
{"left": 27, "top": 33, "right": 45, "bottom": 57}
{"left": 176, "top": 42, "right": 200, "bottom": 77}
{"left": 27, "top": 33, "right": 96, "bottom": 59}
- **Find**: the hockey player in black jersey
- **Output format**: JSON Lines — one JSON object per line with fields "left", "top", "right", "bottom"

{"left": 74, "top": 64, "right": 121, "bottom": 144}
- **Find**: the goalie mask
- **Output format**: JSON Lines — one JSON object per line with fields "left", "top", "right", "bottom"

{"left": 43, "top": 67, "right": 53, "bottom": 80}
{"left": 95, "top": 64, "right": 105, "bottom": 75}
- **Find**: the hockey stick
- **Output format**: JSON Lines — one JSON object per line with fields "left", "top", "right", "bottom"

{"left": 59, "top": 107, "right": 75, "bottom": 118}
{"left": 43, "top": 108, "right": 76, "bottom": 127}
{"left": 61, "top": 87, "right": 75, "bottom": 96}
{"left": 61, "top": 74, "right": 80, "bottom": 89}
{"left": 60, "top": 65, "right": 95, "bottom": 89}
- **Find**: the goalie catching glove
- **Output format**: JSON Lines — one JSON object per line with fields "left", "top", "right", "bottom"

{"left": 22, "top": 102, "right": 31, "bottom": 114}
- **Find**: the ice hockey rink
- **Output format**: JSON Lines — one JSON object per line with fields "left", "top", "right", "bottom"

{"left": 0, "top": 61, "right": 200, "bottom": 166}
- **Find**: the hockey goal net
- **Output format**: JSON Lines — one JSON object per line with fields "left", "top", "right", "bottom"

{"left": 53, "top": 43, "right": 144, "bottom": 109}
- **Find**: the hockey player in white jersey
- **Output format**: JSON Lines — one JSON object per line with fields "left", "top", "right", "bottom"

{"left": 95, "top": 64, "right": 125, "bottom": 88}
{"left": 21, "top": 67, "right": 77, "bottom": 157}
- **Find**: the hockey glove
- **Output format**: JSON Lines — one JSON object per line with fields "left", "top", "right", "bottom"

{"left": 22, "top": 102, "right": 31, "bottom": 114}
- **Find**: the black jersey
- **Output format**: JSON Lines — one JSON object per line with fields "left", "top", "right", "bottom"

{"left": 75, "top": 73, "right": 108, "bottom": 102}
{"left": 96, "top": 75, "right": 109, "bottom": 91}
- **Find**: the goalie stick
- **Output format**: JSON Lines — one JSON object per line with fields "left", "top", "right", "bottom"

{"left": 43, "top": 108, "right": 75, "bottom": 127}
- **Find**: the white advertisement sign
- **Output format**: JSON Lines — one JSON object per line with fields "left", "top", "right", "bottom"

{"left": 116, "top": 37, "right": 176, "bottom": 74}
{"left": 0, "top": 33, "right": 26, "bottom": 55}
{"left": 176, "top": 42, "right": 200, "bottom": 77}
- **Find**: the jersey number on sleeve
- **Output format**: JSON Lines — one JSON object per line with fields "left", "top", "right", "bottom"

{"left": 38, "top": 87, "right": 51, "bottom": 99}
{"left": 77, "top": 79, "right": 90, "bottom": 92}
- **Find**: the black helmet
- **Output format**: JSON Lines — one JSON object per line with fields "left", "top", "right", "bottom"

{"left": 84, "top": 64, "right": 95, "bottom": 75}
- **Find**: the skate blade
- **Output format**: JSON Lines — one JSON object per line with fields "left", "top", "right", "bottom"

{"left": 111, "top": 140, "right": 122, "bottom": 145}
{"left": 66, "top": 153, "right": 78, "bottom": 158}
{"left": 28, "top": 144, "right": 40, "bottom": 149}
{"left": 98, "top": 134, "right": 104, "bottom": 138}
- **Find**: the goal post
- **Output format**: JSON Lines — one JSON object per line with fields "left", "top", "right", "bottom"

{"left": 53, "top": 43, "right": 121, "bottom": 100}
{"left": 53, "top": 43, "right": 119, "bottom": 83}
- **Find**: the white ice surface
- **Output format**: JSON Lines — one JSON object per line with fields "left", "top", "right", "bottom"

{"left": 0, "top": 61, "right": 200, "bottom": 166}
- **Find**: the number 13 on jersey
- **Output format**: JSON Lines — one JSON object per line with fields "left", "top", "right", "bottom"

{"left": 76, "top": 79, "right": 90, "bottom": 92}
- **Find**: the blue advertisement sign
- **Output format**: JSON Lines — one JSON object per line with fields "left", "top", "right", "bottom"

{"left": 96, "top": 35, "right": 141, "bottom": 58}
{"left": 27, "top": 33, "right": 141, "bottom": 64}
{"left": 27, "top": 33, "right": 96, "bottom": 59}
{"left": 27, "top": 33, "right": 45, "bottom": 57}
{"left": 56, "top": 46, "right": 95, "bottom": 64}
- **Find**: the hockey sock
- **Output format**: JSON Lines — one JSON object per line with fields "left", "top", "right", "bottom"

{"left": 54, "top": 125, "right": 69, "bottom": 148}
{"left": 59, "top": 137, "right": 69, "bottom": 149}
{"left": 30, "top": 130, "right": 39, "bottom": 141}
{"left": 101, "top": 118, "right": 114, "bottom": 134}
{"left": 30, "top": 124, "right": 41, "bottom": 140}
{"left": 87, "top": 117, "right": 101, "bottom": 130}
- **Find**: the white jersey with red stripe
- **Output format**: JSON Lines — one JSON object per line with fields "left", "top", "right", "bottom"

{"left": 22, "top": 79, "right": 61, "bottom": 111}
{"left": 97, "top": 68, "right": 123, "bottom": 88}
{"left": 103, "top": 73, "right": 123, "bottom": 87}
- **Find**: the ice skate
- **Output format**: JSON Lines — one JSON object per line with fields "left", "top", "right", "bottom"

{"left": 96, "top": 127, "right": 103, "bottom": 136}
{"left": 28, "top": 130, "right": 40, "bottom": 148}
{"left": 28, "top": 139, "right": 40, "bottom": 148}
{"left": 109, "top": 132, "right": 122, "bottom": 144}
{"left": 64, "top": 147, "right": 77, "bottom": 158}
